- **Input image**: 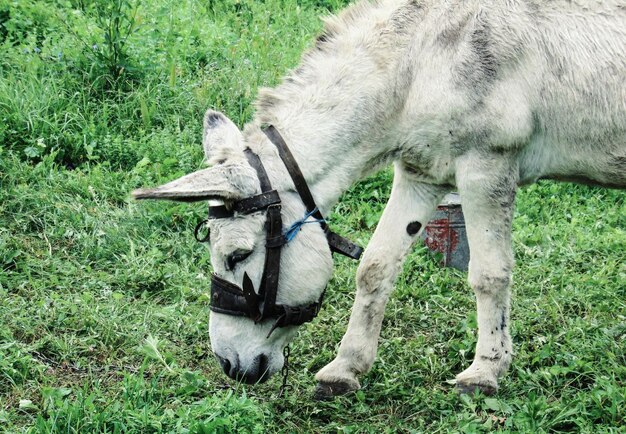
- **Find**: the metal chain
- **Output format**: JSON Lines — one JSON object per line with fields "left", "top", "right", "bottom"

{"left": 277, "top": 345, "right": 293, "bottom": 398}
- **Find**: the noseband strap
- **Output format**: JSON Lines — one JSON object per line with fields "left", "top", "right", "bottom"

{"left": 206, "top": 125, "right": 363, "bottom": 334}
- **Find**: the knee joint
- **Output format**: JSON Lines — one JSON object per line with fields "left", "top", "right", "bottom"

{"left": 356, "top": 258, "right": 394, "bottom": 295}
{"left": 469, "top": 272, "right": 512, "bottom": 295}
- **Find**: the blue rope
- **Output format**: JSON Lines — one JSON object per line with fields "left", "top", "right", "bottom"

{"left": 284, "top": 208, "right": 325, "bottom": 242}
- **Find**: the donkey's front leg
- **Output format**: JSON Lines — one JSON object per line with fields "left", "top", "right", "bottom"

{"left": 454, "top": 151, "right": 518, "bottom": 395}
{"left": 314, "top": 168, "right": 447, "bottom": 399}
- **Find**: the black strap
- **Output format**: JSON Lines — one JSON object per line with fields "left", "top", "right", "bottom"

{"left": 236, "top": 190, "right": 281, "bottom": 214}
{"left": 208, "top": 206, "right": 233, "bottom": 220}
{"left": 243, "top": 147, "right": 285, "bottom": 321}
{"left": 259, "top": 204, "right": 283, "bottom": 317}
{"left": 262, "top": 125, "right": 363, "bottom": 260}
{"left": 211, "top": 272, "right": 323, "bottom": 327}
{"left": 262, "top": 126, "right": 326, "bottom": 223}
{"left": 245, "top": 148, "right": 273, "bottom": 192}
{"left": 326, "top": 230, "right": 364, "bottom": 260}
{"left": 208, "top": 191, "right": 281, "bottom": 219}
{"left": 210, "top": 274, "right": 254, "bottom": 318}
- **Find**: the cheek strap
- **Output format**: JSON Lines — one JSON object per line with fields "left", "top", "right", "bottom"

{"left": 206, "top": 128, "right": 363, "bottom": 334}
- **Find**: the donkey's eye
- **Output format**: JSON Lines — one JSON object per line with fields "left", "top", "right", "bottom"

{"left": 226, "top": 250, "right": 253, "bottom": 271}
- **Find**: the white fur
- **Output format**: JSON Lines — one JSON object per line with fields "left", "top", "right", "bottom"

{"left": 135, "top": 0, "right": 626, "bottom": 392}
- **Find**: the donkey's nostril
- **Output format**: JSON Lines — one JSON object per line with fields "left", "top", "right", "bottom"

{"left": 216, "top": 355, "right": 232, "bottom": 377}
{"left": 257, "top": 353, "right": 269, "bottom": 382}
{"left": 229, "top": 364, "right": 239, "bottom": 379}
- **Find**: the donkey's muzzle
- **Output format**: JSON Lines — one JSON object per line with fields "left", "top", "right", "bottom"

{"left": 216, "top": 353, "right": 272, "bottom": 384}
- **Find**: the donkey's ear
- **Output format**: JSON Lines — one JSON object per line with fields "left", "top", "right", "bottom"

{"left": 132, "top": 163, "right": 259, "bottom": 202}
{"left": 203, "top": 110, "right": 245, "bottom": 163}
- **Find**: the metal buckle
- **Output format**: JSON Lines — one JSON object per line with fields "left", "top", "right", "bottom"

{"left": 194, "top": 220, "right": 210, "bottom": 243}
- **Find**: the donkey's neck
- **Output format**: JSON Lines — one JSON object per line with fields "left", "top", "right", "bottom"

{"left": 243, "top": 1, "right": 423, "bottom": 212}
{"left": 245, "top": 109, "right": 396, "bottom": 214}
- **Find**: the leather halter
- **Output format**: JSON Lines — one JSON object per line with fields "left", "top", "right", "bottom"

{"left": 200, "top": 125, "right": 363, "bottom": 336}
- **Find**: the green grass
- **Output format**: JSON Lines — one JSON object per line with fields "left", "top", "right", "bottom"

{"left": 1, "top": 0, "right": 625, "bottom": 432}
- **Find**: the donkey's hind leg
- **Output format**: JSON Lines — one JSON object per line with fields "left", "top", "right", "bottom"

{"left": 454, "top": 150, "right": 518, "bottom": 395}
{"left": 314, "top": 165, "right": 448, "bottom": 400}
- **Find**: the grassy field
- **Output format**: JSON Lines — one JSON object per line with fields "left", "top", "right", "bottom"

{"left": 1, "top": 0, "right": 625, "bottom": 432}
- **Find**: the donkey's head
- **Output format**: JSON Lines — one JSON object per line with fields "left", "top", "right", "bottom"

{"left": 133, "top": 111, "right": 336, "bottom": 383}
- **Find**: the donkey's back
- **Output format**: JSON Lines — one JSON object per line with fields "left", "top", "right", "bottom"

{"left": 395, "top": 0, "right": 626, "bottom": 188}
{"left": 520, "top": 1, "right": 626, "bottom": 187}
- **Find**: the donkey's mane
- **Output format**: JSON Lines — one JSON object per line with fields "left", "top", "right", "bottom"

{"left": 253, "top": 0, "right": 422, "bottom": 128}
{"left": 315, "top": 0, "right": 385, "bottom": 44}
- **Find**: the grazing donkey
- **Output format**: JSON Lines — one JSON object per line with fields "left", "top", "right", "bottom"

{"left": 134, "top": 0, "right": 626, "bottom": 398}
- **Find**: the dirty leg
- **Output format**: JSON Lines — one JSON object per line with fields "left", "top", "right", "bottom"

{"left": 315, "top": 166, "right": 448, "bottom": 399}
{"left": 454, "top": 151, "right": 517, "bottom": 395}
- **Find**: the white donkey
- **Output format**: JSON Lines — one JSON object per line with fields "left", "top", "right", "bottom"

{"left": 134, "top": 0, "right": 626, "bottom": 398}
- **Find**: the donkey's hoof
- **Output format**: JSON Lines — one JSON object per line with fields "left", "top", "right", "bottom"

{"left": 313, "top": 381, "right": 359, "bottom": 400}
{"left": 456, "top": 381, "right": 497, "bottom": 396}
